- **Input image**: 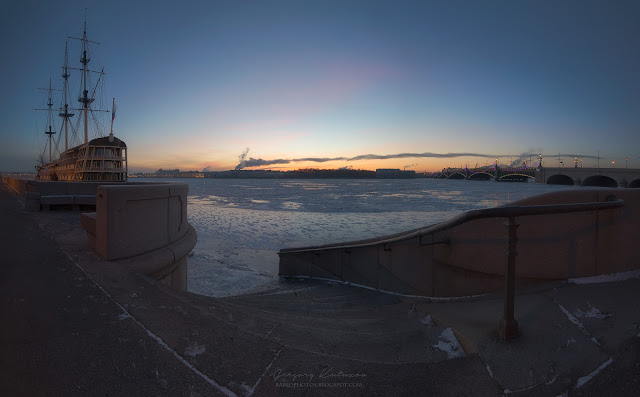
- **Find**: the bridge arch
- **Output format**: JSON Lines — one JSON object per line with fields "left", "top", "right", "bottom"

{"left": 468, "top": 172, "right": 492, "bottom": 181}
{"left": 546, "top": 174, "right": 574, "bottom": 186}
{"left": 583, "top": 175, "right": 618, "bottom": 188}
{"left": 448, "top": 173, "right": 465, "bottom": 180}
{"left": 628, "top": 179, "right": 640, "bottom": 188}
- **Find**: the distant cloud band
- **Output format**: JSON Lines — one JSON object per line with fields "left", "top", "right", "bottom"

{"left": 234, "top": 150, "right": 601, "bottom": 170}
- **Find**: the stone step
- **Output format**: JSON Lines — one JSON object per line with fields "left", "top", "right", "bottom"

{"left": 206, "top": 298, "right": 430, "bottom": 336}
{"left": 224, "top": 283, "right": 403, "bottom": 316}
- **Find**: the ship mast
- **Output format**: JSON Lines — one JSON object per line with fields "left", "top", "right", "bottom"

{"left": 79, "top": 15, "right": 91, "bottom": 144}
{"left": 58, "top": 40, "right": 74, "bottom": 151}
{"left": 44, "top": 79, "right": 57, "bottom": 162}
{"left": 69, "top": 10, "right": 107, "bottom": 144}
{"left": 36, "top": 78, "right": 60, "bottom": 163}
{"left": 109, "top": 97, "right": 116, "bottom": 141}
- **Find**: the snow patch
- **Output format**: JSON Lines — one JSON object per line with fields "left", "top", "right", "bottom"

{"left": 568, "top": 269, "right": 640, "bottom": 285}
{"left": 432, "top": 328, "right": 465, "bottom": 359}
{"left": 485, "top": 364, "right": 494, "bottom": 378}
{"left": 246, "top": 349, "right": 281, "bottom": 397}
{"left": 573, "top": 304, "right": 611, "bottom": 319}
{"left": 117, "top": 313, "right": 130, "bottom": 320}
{"left": 557, "top": 304, "right": 589, "bottom": 335}
{"left": 574, "top": 357, "right": 614, "bottom": 389}
{"left": 503, "top": 382, "right": 539, "bottom": 394}
{"left": 184, "top": 342, "right": 206, "bottom": 357}
{"left": 420, "top": 314, "right": 436, "bottom": 327}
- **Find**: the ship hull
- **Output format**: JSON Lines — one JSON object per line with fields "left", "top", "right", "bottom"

{"left": 37, "top": 136, "right": 127, "bottom": 182}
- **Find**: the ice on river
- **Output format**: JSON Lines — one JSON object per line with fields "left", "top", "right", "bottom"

{"left": 142, "top": 178, "right": 578, "bottom": 297}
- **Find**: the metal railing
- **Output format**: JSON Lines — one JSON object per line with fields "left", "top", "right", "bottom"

{"left": 279, "top": 196, "right": 625, "bottom": 341}
{"left": 481, "top": 196, "right": 624, "bottom": 340}
{"left": 78, "top": 167, "right": 125, "bottom": 172}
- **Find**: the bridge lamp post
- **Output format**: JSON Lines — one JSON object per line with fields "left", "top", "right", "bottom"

{"left": 612, "top": 161, "right": 615, "bottom": 168}
{"left": 574, "top": 157, "right": 578, "bottom": 168}
{"left": 626, "top": 157, "right": 628, "bottom": 168}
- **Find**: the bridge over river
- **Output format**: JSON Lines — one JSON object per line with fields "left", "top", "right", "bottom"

{"left": 536, "top": 167, "right": 640, "bottom": 188}
{"left": 437, "top": 165, "right": 640, "bottom": 187}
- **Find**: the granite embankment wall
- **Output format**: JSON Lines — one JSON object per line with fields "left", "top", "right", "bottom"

{"left": 1, "top": 176, "right": 124, "bottom": 210}
{"left": 280, "top": 189, "right": 640, "bottom": 297}
{"left": 2, "top": 177, "right": 196, "bottom": 290}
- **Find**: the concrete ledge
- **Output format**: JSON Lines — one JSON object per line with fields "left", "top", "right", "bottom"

{"left": 81, "top": 212, "right": 97, "bottom": 251}
{"left": 81, "top": 212, "right": 96, "bottom": 234}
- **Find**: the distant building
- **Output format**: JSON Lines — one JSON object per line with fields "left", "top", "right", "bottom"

{"left": 156, "top": 168, "right": 180, "bottom": 174}
{"left": 375, "top": 169, "right": 416, "bottom": 179}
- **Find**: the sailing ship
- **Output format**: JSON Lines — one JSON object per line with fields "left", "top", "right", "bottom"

{"left": 36, "top": 16, "right": 127, "bottom": 182}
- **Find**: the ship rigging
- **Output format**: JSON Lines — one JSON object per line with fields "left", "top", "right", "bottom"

{"left": 36, "top": 13, "right": 127, "bottom": 182}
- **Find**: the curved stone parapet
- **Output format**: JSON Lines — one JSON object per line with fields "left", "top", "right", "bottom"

{"left": 81, "top": 183, "right": 196, "bottom": 290}
{"left": 279, "top": 189, "right": 640, "bottom": 297}
{"left": 115, "top": 224, "right": 197, "bottom": 289}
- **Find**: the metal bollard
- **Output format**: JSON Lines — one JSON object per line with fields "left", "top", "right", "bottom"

{"left": 499, "top": 216, "right": 519, "bottom": 340}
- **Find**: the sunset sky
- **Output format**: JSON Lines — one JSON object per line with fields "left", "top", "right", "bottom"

{"left": 1, "top": 0, "right": 639, "bottom": 173}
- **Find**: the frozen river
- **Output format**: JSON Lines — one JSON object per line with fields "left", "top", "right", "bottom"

{"left": 136, "top": 177, "right": 582, "bottom": 296}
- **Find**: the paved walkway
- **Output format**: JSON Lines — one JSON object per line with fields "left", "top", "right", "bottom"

{"left": 0, "top": 184, "right": 220, "bottom": 395}
{"left": 1, "top": 182, "right": 639, "bottom": 396}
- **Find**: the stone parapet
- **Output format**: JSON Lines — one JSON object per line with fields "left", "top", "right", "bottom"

{"left": 81, "top": 183, "right": 195, "bottom": 290}
{"left": 1, "top": 177, "right": 128, "bottom": 210}
{"left": 280, "top": 189, "right": 640, "bottom": 297}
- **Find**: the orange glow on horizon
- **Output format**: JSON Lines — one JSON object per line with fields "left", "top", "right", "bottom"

{"left": 130, "top": 155, "right": 509, "bottom": 173}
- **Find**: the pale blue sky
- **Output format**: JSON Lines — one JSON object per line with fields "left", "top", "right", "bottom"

{"left": 1, "top": 0, "right": 639, "bottom": 172}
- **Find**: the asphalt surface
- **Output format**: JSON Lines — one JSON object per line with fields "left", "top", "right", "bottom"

{"left": 0, "top": 183, "right": 221, "bottom": 396}
{"left": 1, "top": 181, "right": 639, "bottom": 396}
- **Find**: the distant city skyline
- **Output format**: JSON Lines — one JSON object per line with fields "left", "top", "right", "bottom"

{"left": 1, "top": 0, "right": 639, "bottom": 173}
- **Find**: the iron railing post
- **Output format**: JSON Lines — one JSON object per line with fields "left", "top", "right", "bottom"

{"left": 499, "top": 216, "right": 519, "bottom": 340}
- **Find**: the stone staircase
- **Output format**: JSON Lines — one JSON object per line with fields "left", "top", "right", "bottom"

{"left": 194, "top": 279, "right": 467, "bottom": 365}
